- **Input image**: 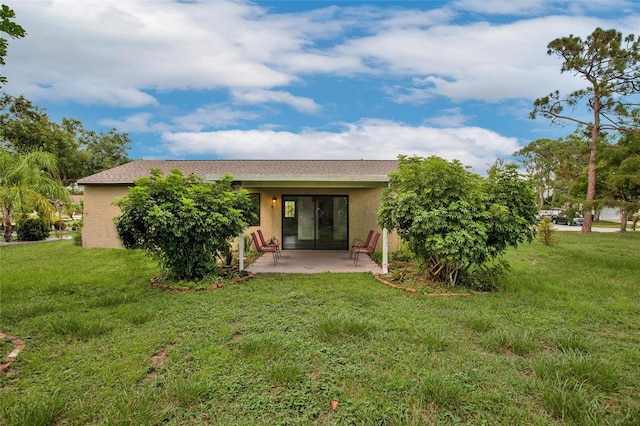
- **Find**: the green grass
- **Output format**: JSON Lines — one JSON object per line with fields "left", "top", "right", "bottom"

{"left": 0, "top": 232, "right": 639, "bottom": 425}
{"left": 592, "top": 220, "right": 637, "bottom": 229}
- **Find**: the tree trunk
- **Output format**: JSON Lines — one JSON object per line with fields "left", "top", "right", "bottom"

{"left": 3, "top": 218, "right": 13, "bottom": 243}
{"left": 581, "top": 139, "right": 597, "bottom": 233}
{"left": 582, "top": 101, "right": 600, "bottom": 233}
{"left": 620, "top": 211, "right": 627, "bottom": 233}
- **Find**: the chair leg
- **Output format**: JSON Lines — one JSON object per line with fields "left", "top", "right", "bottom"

{"left": 353, "top": 251, "right": 359, "bottom": 266}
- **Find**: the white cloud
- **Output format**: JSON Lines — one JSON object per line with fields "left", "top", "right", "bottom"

{"left": 5, "top": 0, "right": 638, "bottom": 108}
{"left": 231, "top": 89, "right": 321, "bottom": 113}
{"left": 565, "top": 0, "right": 640, "bottom": 15}
{"left": 26, "top": 79, "right": 158, "bottom": 108}
{"left": 424, "top": 108, "right": 470, "bottom": 127}
{"left": 160, "top": 119, "right": 519, "bottom": 173}
{"left": 101, "top": 105, "right": 261, "bottom": 133}
{"left": 451, "top": 0, "right": 550, "bottom": 16}
{"left": 453, "top": 0, "right": 640, "bottom": 18}
{"left": 7, "top": 0, "right": 296, "bottom": 103}
{"left": 172, "top": 105, "right": 260, "bottom": 131}
{"left": 100, "top": 113, "right": 158, "bottom": 133}
{"left": 338, "top": 15, "right": 622, "bottom": 102}
{"left": 3, "top": 0, "right": 638, "bottom": 168}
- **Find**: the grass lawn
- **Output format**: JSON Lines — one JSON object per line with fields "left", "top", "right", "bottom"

{"left": 592, "top": 220, "right": 636, "bottom": 229}
{"left": 1, "top": 232, "right": 639, "bottom": 425}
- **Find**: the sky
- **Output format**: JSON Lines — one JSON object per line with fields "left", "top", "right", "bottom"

{"left": 3, "top": 0, "right": 639, "bottom": 173}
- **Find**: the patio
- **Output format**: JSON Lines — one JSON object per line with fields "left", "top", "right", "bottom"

{"left": 246, "top": 250, "right": 383, "bottom": 274}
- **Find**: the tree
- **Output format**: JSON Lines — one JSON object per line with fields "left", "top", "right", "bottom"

{"left": 378, "top": 156, "right": 537, "bottom": 288}
{"left": 531, "top": 27, "right": 640, "bottom": 232}
{"left": 82, "top": 127, "right": 131, "bottom": 175}
{"left": 58, "top": 117, "right": 131, "bottom": 184}
{"left": 0, "top": 94, "right": 131, "bottom": 184}
{"left": 514, "top": 134, "right": 590, "bottom": 209}
{"left": 599, "top": 130, "right": 640, "bottom": 231}
{"left": 0, "top": 4, "right": 26, "bottom": 87}
{"left": 514, "top": 138, "right": 560, "bottom": 207}
{"left": 114, "top": 169, "right": 256, "bottom": 280}
{"left": 0, "top": 150, "right": 70, "bottom": 242}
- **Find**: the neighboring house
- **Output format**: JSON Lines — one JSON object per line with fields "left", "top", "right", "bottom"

{"left": 77, "top": 159, "right": 400, "bottom": 255}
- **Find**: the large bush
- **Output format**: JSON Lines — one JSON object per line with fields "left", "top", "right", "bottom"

{"left": 378, "top": 156, "right": 537, "bottom": 287}
{"left": 16, "top": 217, "right": 50, "bottom": 241}
{"left": 114, "top": 169, "right": 255, "bottom": 280}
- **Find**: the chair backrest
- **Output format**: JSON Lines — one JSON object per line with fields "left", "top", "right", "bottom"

{"left": 250, "top": 232, "right": 263, "bottom": 252}
{"left": 367, "top": 232, "right": 381, "bottom": 253}
{"left": 257, "top": 229, "right": 268, "bottom": 246}
{"left": 363, "top": 230, "right": 374, "bottom": 246}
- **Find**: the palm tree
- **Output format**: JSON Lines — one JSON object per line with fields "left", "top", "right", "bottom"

{"left": 0, "top": 150, "right": 70, "bottom": 242}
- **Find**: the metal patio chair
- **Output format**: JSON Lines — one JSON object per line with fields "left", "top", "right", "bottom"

{"left": 257, "top": 229, "right": 281, "bottom": 258}
{"left": 353, "top": 232, "right": 380, "bottom": 266}
{"left": 251, "top": 232, "right": 278, "bottom": 265}
{"left": 350, "top": 229, "right": 373, "bottom": 258}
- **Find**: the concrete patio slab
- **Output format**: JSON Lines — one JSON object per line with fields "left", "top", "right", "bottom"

{"left": 246, "top": 250, "right": 382, "bottom": 274}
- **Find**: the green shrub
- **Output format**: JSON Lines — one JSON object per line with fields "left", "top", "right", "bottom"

{"left": 16, "top": 218, "right": 50, "bottom": 241}
{"left": 378, "top": 156, "right": 537, "bottom": 287}
{"left": 72, "top": 231, "right": 82, "bottom": 246}
{"left": 114, "top": 169, "right": 256, "bottom": 280}
{"left": 243, "top": 234, "right": 253, "bottom": 251}
{"left": 71, "top": 219, "right": 83, "bottom": 246}
{"left": 537, "top": 216, "right": 556, "bottom": 245}
{"left": 457, "top": 257, "right": 509, "bottom": 291}
{"left": 391, "top": 241, "right": 414, "bottom": 262}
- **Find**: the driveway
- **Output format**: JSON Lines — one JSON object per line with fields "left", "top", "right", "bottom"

{"left": 554, "top": 224, "right": 626, "bottom": 233}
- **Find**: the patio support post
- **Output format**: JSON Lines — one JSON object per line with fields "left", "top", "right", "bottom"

{"left": 238, "top": 232, "right": 244, "bottom": 271}
{"left": 382, "top": 227, "right": 388, "bottom": 275}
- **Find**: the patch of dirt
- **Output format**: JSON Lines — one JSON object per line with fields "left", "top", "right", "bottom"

{"left": 150, "top": 270, "right": 253, "bottom": 291}
{"left": 519, "top": 370, "right": 533, "bottom": 378}
{"left": 379, "top": 260, "right": 488, "bottom": 296}
{"left": 382, "top": 260, "right": 451, "bottom": 291}
{"left": 151, "top": 349, "right": 168, "bottom": 367}
{"left": 146, "top": 348, "right": 169, "bottom": 381}
{"left": 0, "top": 333, "right": 25, "bottom": 376}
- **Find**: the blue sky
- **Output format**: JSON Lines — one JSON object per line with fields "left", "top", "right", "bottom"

{"left": 4, "top": 0, "right": 639, "bottom": 172}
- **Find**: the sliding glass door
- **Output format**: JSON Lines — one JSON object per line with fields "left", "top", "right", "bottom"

{"left": 281, "top": 196, "right": 348, "bottom": 250}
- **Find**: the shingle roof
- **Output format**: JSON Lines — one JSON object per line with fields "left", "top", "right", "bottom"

{"left": 78, "top": 159, "right": 399, "bottom": 185}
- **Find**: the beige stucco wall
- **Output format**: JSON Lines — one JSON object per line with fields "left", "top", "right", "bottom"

{"left": 243, "top": 187, "right": 399, "bottom": 252}
{"left": 82, "top": 184, "right": 399, "bottom": 252}
{"left": 82, "top": 185, "right": 128, "bottom": 249}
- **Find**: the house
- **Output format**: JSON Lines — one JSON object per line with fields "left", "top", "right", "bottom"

{"left": 78, "top": 159, "right": 400, "bottom": 268}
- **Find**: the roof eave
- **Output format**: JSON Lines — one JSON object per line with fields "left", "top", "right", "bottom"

{"left": 206, "top": 174, "right": 390, "bottom": 188}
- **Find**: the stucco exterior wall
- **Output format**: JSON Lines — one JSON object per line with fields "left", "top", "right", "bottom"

{"left": 243, "top": 187, "right": 399, "bottom": 252}
{"left": 243, "top": 188, "right": 281, "bottom": 244}
{"left": 82, "top": 184, "right": 399, "bottom": 252}
{"left": 82, "top": 185, "right": 128, "bottom": 249}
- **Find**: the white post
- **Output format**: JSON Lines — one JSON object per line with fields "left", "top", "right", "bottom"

{"left": 236, "top": 182, "right": 245, "bottom": 272}
{"left": 382, "top": 227, "right": 388, "bottom": 275}
{"left": 238, "top": 232, "right": 244, "bottom": 271}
